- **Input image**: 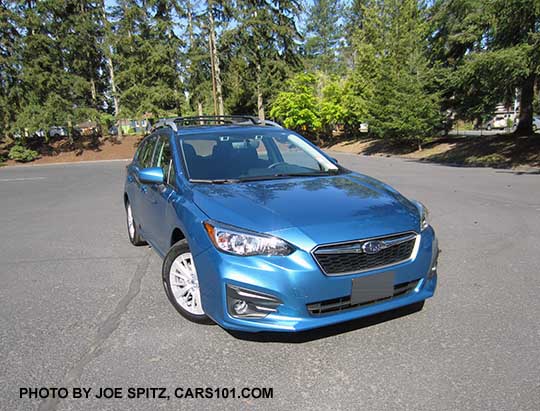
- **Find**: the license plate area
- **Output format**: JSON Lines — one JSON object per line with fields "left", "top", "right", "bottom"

{"left": 350, "top": 271, "right": 395, "bottom": 305}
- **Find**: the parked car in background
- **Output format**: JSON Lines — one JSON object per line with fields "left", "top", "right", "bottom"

{"left": 485, "top": 114, "right": 511, "bottom": 130}
{"left": 124, "top": 115, "right": 438, "bottom": 333}
{"left": 48, "top": 126, "right": 68, "bottom": 138}
{"left": 74, "top": 121, "right": 100, "bottom": 136}
{"left": 533, "top": 116, "right": 540, "bottom": 132}
{"left": 34, "top": 129, "right": 46, "bottom": 138}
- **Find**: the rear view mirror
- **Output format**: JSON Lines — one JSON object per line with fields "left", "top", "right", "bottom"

{"left": 138, "top": 167, "right": 164, "bottom": 184}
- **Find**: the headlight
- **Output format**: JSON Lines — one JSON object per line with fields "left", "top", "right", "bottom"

{"left": 416, "top": 201, "right": 430, "bottom": 231}
{"left": 203, "top": 221, "right": 294, "bottom": 256}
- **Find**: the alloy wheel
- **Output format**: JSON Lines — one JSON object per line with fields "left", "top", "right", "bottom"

{"left": 126, "top": 203, "right": 135, "bottom": 239}
{"left": 169, "top": 253, "right": 204, "bottom": 315}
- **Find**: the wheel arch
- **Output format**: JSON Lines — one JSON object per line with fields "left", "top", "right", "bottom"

{"left": 170, "top": 227, "right": 186, "bottom": 247}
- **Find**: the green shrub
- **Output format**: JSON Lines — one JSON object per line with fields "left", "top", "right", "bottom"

{"left": 8, "top": 145, "right": 40, "bottom": 162}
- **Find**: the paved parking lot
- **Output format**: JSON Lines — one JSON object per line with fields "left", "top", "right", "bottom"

{"left": 1, "top": 155, "right": 539, "bottom": 410}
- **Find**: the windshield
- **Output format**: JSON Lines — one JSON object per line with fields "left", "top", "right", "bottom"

{"left": 179, "top": 130, "right": 341, "bottom": 182}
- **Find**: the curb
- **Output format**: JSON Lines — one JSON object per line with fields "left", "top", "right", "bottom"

{"left": 0, "top": 158, "right": 131, "bottom": 169}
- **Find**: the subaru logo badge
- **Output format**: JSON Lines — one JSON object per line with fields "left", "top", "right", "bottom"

{"left": 362, "top": 240, "right": 385, "bottom": 254}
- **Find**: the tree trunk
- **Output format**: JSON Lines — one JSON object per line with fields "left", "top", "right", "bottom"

{"left": 101, "top": 0, "right": 121, "bottom": 137}
{"left": 197, "top": 101, "right": 203, "bottom": 117}
{"left": 515, "top": 75, "right": 535, "bottom": 136}
{"left": 90, "top": 77, "right": 97, "bottom": 105}
{"left": 208, "top": 29, "right": 218, "bottom": 116}
{"left": 257, "top": 89, "right": 265, "bottom": 121}
{"left": 208, "top": 4, "right": 224, "bottom": 116}
{"left": 256, "top": 63, "right": 265, "bottom": 121}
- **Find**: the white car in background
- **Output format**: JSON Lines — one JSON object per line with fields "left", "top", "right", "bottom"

{"left": 48, "top": 126, "right": 68, "bottom": 138}
{"left": 533, "top": 116, "right": 540, "bottom": 132}
{"left": 485, "top": 114, "right": 512, "bottom": 130}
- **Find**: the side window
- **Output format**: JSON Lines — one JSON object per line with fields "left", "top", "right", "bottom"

{"left": 154, "top": 134, "right": 176, "bottom": 186}
{"left": 140, "top": 136, "right": 157, "bottom": 168}
{"left": 135, "top": 140, "right": 146, "bottom": 163}
{"left": 168, "top": 159, "right": 176, "bottom": 186}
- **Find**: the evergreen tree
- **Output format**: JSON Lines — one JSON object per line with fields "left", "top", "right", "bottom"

{"left": 182, "top": 0, "right": 213, "bottom": 115}
{"left": 429, "top": 0, "right": 540, "bottom": 134}
{"left": 348, "top": 0, "right": 441, "bottom": 146}
{"left": 112, "top": 0, "right": 184, "bottom": 117}
{"left": 15, "top": 1, "right": 78, "bottom": 136}
{"left": 224, "top": 0, "right": 302, "bottom": 120}
{"left": 486, "top": 0, "right": 540, "bottom": 134}
{"left": 0, "top": 1, "right": 23, "bottom": 138}
{"left": 303, "top": 0, "right": 345, "bottom": 74}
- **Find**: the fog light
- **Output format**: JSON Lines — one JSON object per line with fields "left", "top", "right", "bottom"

{"left": 428, "top": 246, "right": 440, "bottom": 280}
{"left": 428, "top": 264, "right": 437, "bottom": 279}
{"left": 233, "top": 300, "right": 249, "bottom": 315}
{"left": 226, "top": 284, "right": 282, "bottom": 318}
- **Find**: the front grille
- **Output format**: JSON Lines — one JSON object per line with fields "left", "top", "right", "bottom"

{"left": 313, "top": 232, "right": 417, "bottom": 275}
{"left": 307, "top": 280, "right": 420, "bottom": 315}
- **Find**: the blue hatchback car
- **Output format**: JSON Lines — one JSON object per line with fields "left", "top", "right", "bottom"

{"left": 124, "top": 116, "right": 438, "bottom": 332}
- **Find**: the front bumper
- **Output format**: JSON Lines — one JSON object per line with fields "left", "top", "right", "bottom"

{"left": 194, "top": 227, "right": 438, "bottom": 332}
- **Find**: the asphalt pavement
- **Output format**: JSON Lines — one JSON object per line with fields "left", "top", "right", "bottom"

{"left": 1, "top": 155, "right": 539, "bottom": 410}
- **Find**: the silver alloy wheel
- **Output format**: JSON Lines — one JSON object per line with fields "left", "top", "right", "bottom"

{"left": 127, "top": 203, "right": 135, "bottom": 239}
{"left": 169, "top": 253, "right": 204, "bottom": 315}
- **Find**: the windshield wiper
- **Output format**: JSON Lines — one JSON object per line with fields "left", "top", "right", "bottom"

{"left": 190, "top": 171, "right": 341, "bottom": 184}
{"left": 189, "top": 178, "right": 240, "bottom": 184}
{"left": 237, "top": 172, "right": 338, "bottom": 182}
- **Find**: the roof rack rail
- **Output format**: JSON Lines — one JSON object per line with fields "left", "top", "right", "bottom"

{"left": 174, "top": 115, "right": 283, "bottom": 129}
{"left": 151, "top": 118, "right": 178, "bottom": 132}
{"left": 260, "top": 119, "right": 283, "bottom": 129}
{"left": 151, "top": 115, "right": 283, "bottom": 132}
{"left": 174, "top": 115, "right": 258, "bottom": 127}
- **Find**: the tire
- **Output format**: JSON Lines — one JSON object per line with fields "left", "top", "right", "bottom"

{"left": 125, "top": 200, "right": 146, "bottom": 246}
{"left": 162, "top": 240, "right": 212, "bottom": 324}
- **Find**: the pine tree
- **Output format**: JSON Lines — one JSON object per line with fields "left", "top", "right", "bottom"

{"left": 429, "top": 0, "right": 540, "bottom": 134}
{"left": 486, "top": 0, "right": 539, "bottom": 134}
{"left": 349, "top": 0, "right": 441, "bottom": 146}
{"left": 303, "top": 0, "right": 345, "bottom": 74}
{"left": 0, "top": 1, "right": 23, "bottom": 138}
{"left": 225, "top": 0, "right": 302, "bottom": 120}
{"left": 183, "top": 0, "right": 213, "bottom": 116}
{"left": 15, "top": 1, "right": 77, "bottom": 137}
{"left": 111, "top": 0, "right": 184, "bottom": 118}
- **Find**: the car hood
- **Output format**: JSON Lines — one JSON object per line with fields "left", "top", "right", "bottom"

{"left": 191, "top": 173, "right": 421, "bottom": 246}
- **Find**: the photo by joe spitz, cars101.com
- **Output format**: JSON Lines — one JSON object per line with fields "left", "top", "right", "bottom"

{"left": 124, "top": 115, "right": 438, "bottom": 333}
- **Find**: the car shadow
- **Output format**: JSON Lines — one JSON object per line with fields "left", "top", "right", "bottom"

{"left": 226, "top": 301, "right": 425, "bottom": 343}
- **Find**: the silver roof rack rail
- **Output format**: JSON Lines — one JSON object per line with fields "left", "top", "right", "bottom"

{"left": 259, "top": 119, "right": 283, "bottom": 129}
{"left": 174, "top": 115, "right": 259, "bottom": 127}
{"left": 151, "top": 115, "right": 283, "bottom": 132}
{"left": 151, "top": 118, "right": 178, "bottom": 132}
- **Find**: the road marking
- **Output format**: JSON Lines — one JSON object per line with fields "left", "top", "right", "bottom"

{"left": 0, "top": 177, "right": 46, "bottom": 182}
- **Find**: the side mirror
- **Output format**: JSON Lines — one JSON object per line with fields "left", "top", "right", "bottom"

{"left": 138, "top": 167, "right": 164, "bottom": 185}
